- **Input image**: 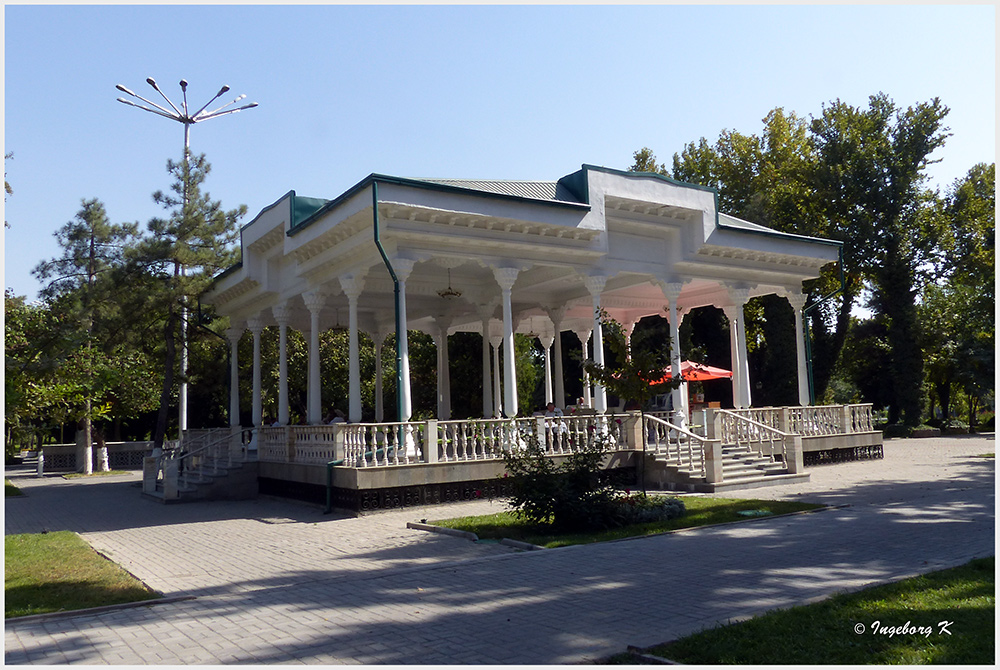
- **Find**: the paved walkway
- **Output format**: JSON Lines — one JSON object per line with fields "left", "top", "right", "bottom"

{"left": 4, "top": 435, "right": 995, "bottom": 664}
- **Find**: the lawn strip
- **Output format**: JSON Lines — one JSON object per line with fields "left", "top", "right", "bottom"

{"left": 5, "top": 479, "right": 23, "bottom": 497}
{"left": 430, "top": 497, "right": 824, "bottom": 548}
{"left": 5, "top": 531, "right": 160, "bottom": 619}
{"left": 620, "top": 556, "right": 994, "bottom": 665}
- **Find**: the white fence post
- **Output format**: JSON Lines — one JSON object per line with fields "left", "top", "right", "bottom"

{"left": 704, "top": 439, "right": 723, "bottom": 483}
{"left": 425, "top": 420, "right": 438, "bottom": 464}
{"left": 784, "top": 434, "right": 804, "bottom": 473}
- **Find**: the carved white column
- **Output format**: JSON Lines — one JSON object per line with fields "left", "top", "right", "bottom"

{"left": 546, "top": 307, "right": 567, "bottom": 408}
{"left": 722, "top": 304, "right": 743, "bottom": 409}
{"left": 584, "top": 275, "right": 608, "bottom": 413}
{"left": 394, "top": 259, "right": 416, "bottom": 422}
{"left": 575, "top": 328, "right": 592, "bottom": 408}
{"left": 661, "top": 281, "right": 687, "bottom": 428}
{"left": 272, "top": 303, "right": 292, "bottom": 426}
{"left": 372, "top": 327, "right": 390, "bottom": 422}
{"left": 435, "top": 317, "right": 453, "bottom": 420}
{"left": 786, "top": 292, "right": 810, "bottom": 406}
{"left": 490, "top": 331, "right": 503, "bottom": 418}
{"left": 303, "top": 290, "right": 326, "bottom": 424}
{"left": 340, "top": 274, "right": 366, "bottom": 423}
{"left": 478, "top": 306, "right": 495, "bottom": 418}
{"left": 494, "top": 267, "right": 520, "bottom": 417}
{"left": 226, "top": 325, "right": 243, "bottom": 427}
{"left": 725, "top": 286, "right": 752, "bottom": 409}
{"left": 247, "top": 317, "right": 264, "bottom": 428}
{"left": 539, "top": 332, "right": 555, "bottom": 405}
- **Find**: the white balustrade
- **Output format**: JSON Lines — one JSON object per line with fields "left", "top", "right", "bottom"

{"left": 643, "top": 414, "right": 707, "bottom": 477}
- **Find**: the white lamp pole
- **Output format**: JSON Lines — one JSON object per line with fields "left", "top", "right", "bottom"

{"left": 116, "top": 78, "right": 257, "bottom": 440}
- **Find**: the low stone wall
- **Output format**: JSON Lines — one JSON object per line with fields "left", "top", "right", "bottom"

{"left": 40, "top": 442, "right": 154, "bottom": 472}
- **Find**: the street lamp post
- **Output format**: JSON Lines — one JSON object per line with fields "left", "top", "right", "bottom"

{"left": 116, "top": 78, "right": 257, "bottom": 443}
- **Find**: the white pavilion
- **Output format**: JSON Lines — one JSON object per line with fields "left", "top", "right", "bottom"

{"left": 205, "top": 163, "right": 840, "bottom": 428}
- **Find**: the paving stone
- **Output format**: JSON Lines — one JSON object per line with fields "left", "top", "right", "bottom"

{"left": 4, "top": 436, "right": 995, "bottom": 664}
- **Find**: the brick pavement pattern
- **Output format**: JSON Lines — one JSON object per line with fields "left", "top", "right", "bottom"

{"left": 4, "top": 435, "right": 995, "bottom": 664}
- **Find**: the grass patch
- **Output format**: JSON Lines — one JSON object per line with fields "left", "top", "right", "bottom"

{"left": 63, "top": 470, "right": 131, "bottom": 479}
{"left": 431, "top": 496, "right": 824, "bottom": 548}
{"left": 5, "top": 479, "right": 23, "bottom": 497}
{"left": 5, "top": 531, "right": 159, "bottom": 618}
{"left": 610, "top": 556, "right": 994, "bottom": 665}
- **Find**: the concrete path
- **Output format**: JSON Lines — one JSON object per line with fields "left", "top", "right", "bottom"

{"left": 4, "top": 435, "right": 994, "bottom": 664}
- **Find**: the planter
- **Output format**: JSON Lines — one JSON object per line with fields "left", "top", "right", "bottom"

{"left": 911, "top": 428, "right": 942, "bottom": 438}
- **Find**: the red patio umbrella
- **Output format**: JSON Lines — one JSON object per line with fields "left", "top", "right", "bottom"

{"left": 651, "top": 360, "right": 733, "bottom": 384}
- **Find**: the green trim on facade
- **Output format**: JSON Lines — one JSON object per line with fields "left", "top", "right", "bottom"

{"left": 288, "top": 172, "right": 592, "bottom": 237}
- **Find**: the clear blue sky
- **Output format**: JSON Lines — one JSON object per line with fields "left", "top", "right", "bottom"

{"left": 4, "top": 3, "right": 995, "bottom": 302}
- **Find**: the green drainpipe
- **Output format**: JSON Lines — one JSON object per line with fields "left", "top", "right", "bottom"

{"left": 803, "top": 245, "right": 846, "bottom": 405}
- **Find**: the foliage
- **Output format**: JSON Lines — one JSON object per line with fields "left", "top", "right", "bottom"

{"left": 128, "top": 153, "right": 245, "bottom": 447}
{"left": 5, "top": 479, "right": 23, "bottom": 497}
{"left": 501, "top": 431, "right": 627, "bottom": 531}
{"left": 5, "top": 531, "right": 159, "bottom": 618}
{"left": 581, "top": 309, "right": 680, "bottom": 411}
{"left": 638, "top": 93, "right": 961, "bottom": 423}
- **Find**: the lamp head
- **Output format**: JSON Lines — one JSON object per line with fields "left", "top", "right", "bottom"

{"left": 146, "top": 77, "right": 157, "bottom": 87}
{"left": 116, "top": 84, "right": 134, "bottom": 95}
{"left": 217, "top": 85, "right": 230, "bottom": 97}
{"left": 179, "top": 79, "right": 188, "bottom": 90}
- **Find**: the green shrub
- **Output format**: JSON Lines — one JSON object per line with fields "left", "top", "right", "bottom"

{"left": 500, "top": 432, "right": 685, "bottom": 532}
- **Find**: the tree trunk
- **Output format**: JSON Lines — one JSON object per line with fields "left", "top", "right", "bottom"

{"left": 95, "top": 427, "right": 109, "bottom": 472}
{"left": 77, "top": 413, "right": 93, "bottom": 475}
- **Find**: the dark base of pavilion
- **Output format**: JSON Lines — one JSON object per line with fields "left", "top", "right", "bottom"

{"left": 259, "top": 461, "right": 638, "bottom": 514}
{"left": 803, "top": 443, "right": 884, "bottom": 466}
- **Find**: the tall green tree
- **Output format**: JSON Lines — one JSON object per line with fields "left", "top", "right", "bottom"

{"left": 130, "top": 153, "right": 245, "bottom": 451}
{"left": 811, "top": 94, "right": 950, "bottom": 424}
{"left": 32, "top": 199, "right": 141, "bottom": 471}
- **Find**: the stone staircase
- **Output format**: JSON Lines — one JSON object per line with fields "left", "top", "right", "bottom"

{"left": 647, "top": 442, "right": 809, "bottom": 493}
{"left": 142, "top": 430, "right": 259, "bottom": 503}
{"left": 143, "top": 454, "right": 259, "bottom": 503}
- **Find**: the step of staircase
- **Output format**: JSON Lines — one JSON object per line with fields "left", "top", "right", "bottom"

{"left": 647, "top": 443, "right": 808, "bottom": 492}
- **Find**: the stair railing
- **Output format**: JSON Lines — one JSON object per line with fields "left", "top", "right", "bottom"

{"left": 162, "top": 428, "right": 243, "bottom": 495}
{"left": 643, "top": 414, "right": 708, "bottom": 478}
{"left": 716, "top": 409, "right": 794, "bottom": 464}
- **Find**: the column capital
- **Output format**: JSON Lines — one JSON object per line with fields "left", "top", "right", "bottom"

{"left": 492, "top": 266, "right": 520, "bottom": 292}
{"left": 574, "top": 328, "right": 592, "bottom": 344}
{"left": 726, "top": 285, "right": 752, "bottom": 306}
{"left": 226, "top": 326, "right": 243, "bottom": 344}
{"left": 339, "top": 274, "right": 366, "bottom": 301}
{"left": 272, "top": 302, "right": 293, "bottom": 325}
{"left": 658, "top": 279, "right": 685, "bottom": 304}
{"left": 582, "top": 274, "right": 607, "bottom": 297}
{"left": 246, "top": 317, "right": 265, "bottom": 335}
{"left": 722, "top": 304, "right": 742, "bottom": 322}
{"left": 545, "top": 305, "right": 567, "bottom": 326}
{"left": 476, "top": 301, "right": 498, "bottom": 321}
{"left": 303, "top": 290, "right": 327, "bottom": 313}
{"left": 538, "top": 333, "right": 555, "bottom": 349}
{"left": 784, "top": 291, "right": 807, "bottom": 311}
{"left": 393, "top": 258, "right": 417, "bottom": 282}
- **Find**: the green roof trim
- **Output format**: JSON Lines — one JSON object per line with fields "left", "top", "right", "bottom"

{"left": 288, "top": 172, "right": 592, "bottom": 236}
{"left": 291, "top": 193, "right": 330, "bottom": 228}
